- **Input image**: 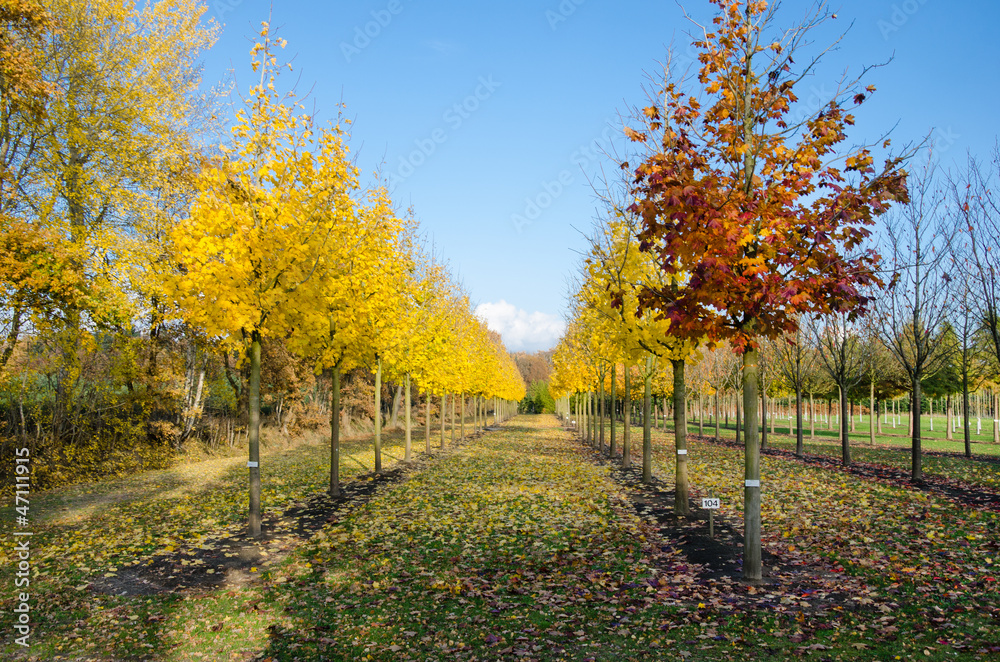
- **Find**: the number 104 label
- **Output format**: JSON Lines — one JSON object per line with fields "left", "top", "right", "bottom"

{"left": 701, "top": 498, "right": 720, "bottom": 509}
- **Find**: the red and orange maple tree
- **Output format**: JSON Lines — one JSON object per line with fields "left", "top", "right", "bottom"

{"left": 626, "top": 0, "right": 910, "bottom": 580}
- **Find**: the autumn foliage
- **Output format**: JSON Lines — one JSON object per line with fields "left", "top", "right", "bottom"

{"left": 0, "top": 6, "right": 524, "bottom": 506}
{"left": 626, "top": 1, "right": 909, "bottom": 350}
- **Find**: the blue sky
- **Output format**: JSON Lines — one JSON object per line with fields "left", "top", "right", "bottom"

{"left": 201, "top": 0, "right": 1000, "bottom": 352}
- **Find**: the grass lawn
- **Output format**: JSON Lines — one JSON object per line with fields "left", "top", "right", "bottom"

{"left": 3, "top": 415, "right": 999, "bottom": 660}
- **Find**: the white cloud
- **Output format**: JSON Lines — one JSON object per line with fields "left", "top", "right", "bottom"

{"left": 475, "top": 300, "right": 565, "bottom": 352}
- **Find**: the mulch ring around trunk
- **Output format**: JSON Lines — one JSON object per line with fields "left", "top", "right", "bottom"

{"left": 579, "top": 440, "right": 898, "bottom": 618}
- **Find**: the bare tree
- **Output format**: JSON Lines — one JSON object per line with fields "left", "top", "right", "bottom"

{"left": 950, "top": 163, "right": 996, "bottom": 457}
{"left": 812, "top": 313, "right": 869, "bottom": 465}
{"left": 773, "top": 323, "right": 818, "bottom": 456}
{"left": 876, "top": 158, "right": 956, "bottom": 480}
{"left": 960, "top": 315, "right": 992, "bottom": 457}
{"left": 699, "top": 344, "right": 739, "bottom": 442}
{"left": 860, "top": 318, "right": 904, "bottom": 443}
{"left": 962, "top": 144, "right": 1000, "bottom": 373}
{"left": 801, "top": 351, "right": 831, "bottom": 443}
{"left": 756, "top": 337, "right": 779, "bottom": 451}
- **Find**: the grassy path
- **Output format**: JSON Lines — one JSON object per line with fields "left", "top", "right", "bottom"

{"left": 259, "top": 415, "right": 656, "bottom": 661}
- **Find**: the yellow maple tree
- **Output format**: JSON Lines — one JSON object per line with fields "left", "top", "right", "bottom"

{"left": 164, "top": 24, "right": 355, "bottom": 536}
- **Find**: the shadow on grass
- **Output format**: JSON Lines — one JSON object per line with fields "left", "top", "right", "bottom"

{"left": 87, "top": 464, "right": 412, "bottom": 598}
{"left": 85, "top": 428, "right": 438, "bottom": 598}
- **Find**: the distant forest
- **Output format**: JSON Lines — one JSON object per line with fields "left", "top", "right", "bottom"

{"left": 513, "top": 350, "right": 555, "bottom": 413}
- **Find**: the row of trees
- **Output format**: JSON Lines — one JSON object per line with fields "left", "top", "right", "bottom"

{"left": 0, "top": 2, "right": 525, "bottom": 536}
{"left": 556, "top": 327, "right": 997, "bottom": 463}
{"left": 551, "top": 0, "right": 1000, "bottom": 582}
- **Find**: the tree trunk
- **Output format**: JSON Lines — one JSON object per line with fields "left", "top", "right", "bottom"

{"left": 623, "top": 367, "right": 632, "bottom": 469}
{"left": 586, "top": 390, "right": 592, "bottom": 446}
{"left": 440, "top": 393, "right": 447, "bottom": 448}
{"left": 908, "top": 396, "right": 914, "bottom": 437}
{"left": 374, "top": 358, "right": 382, "bottom": 474}
{"left": 869, "top": 380, "right": 876, "bottom": 446}
{"left": 610, "top": 365, "right": 617, "bottom": 458}
{"left": 995, "top": 391, "right": 1000, "bottom": 443}
{"left": 742, "top": 346, "right": 762, "bottom": 582}
{"left": 329, "top": 365, "right": 341, "bottom": 498}
{"left": 404, "top": 374, "right": 412, "bottom": 462}
{"left": 599, "top": 376, "right": 606, "bottom": 454}
{"left": 425, "top": 391, "right": 431, "bottom": 454}
{"left": 946, "top": 393, "right": 953, "bottom": 441}
{"left": 390, "top": 384, "right": 402, "bottom": 429}
{"left": 735, "top": 390, "right": 742, "bottom": 445}
{"left": 248, "top": 332, "right": 262, "bottom": 538}
{"left": 963, "top": 370, "right": 971, "bottom": 458}
{"left": 642, "top": 357, "right": 653, "bottom": 484}
{"left": 0, "top": 307, "right": 23, "bottom": 374}
{"left": 760, "top": 392, "right": 768, "bottom": 450}
{"left": 911, "top": 377, "right": 922, "bottom": 481}
{"left": 840, "top": 384, "right": 851, "bottom": 466}
{"left": 450, "top": 391, "right": 456, "bottom": 445}
{"left": 714, "top": 392, "right": 720, "bottom": 441}
{"left": 672, "top": 359, "right": 689, "bottom": 515}
{"left": 770, "top": 396, "right": 775, "bottom": 436}
{"left": 180, "top": 366, "right": 206, "bottom": 446}
{"left": 698, "top": 390, "right": 704, "bottom": 438}
{"left": 460, "top": 393, "right": 466, "bottom": 440}
{"left": 275, "top": 396, "right": 284, "bottom": 434}
{"left": 795, "top": 385, "right": 804, "bottom": 456}
{"left": 809, "top": 392, "right": 815, "bottom": 441}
